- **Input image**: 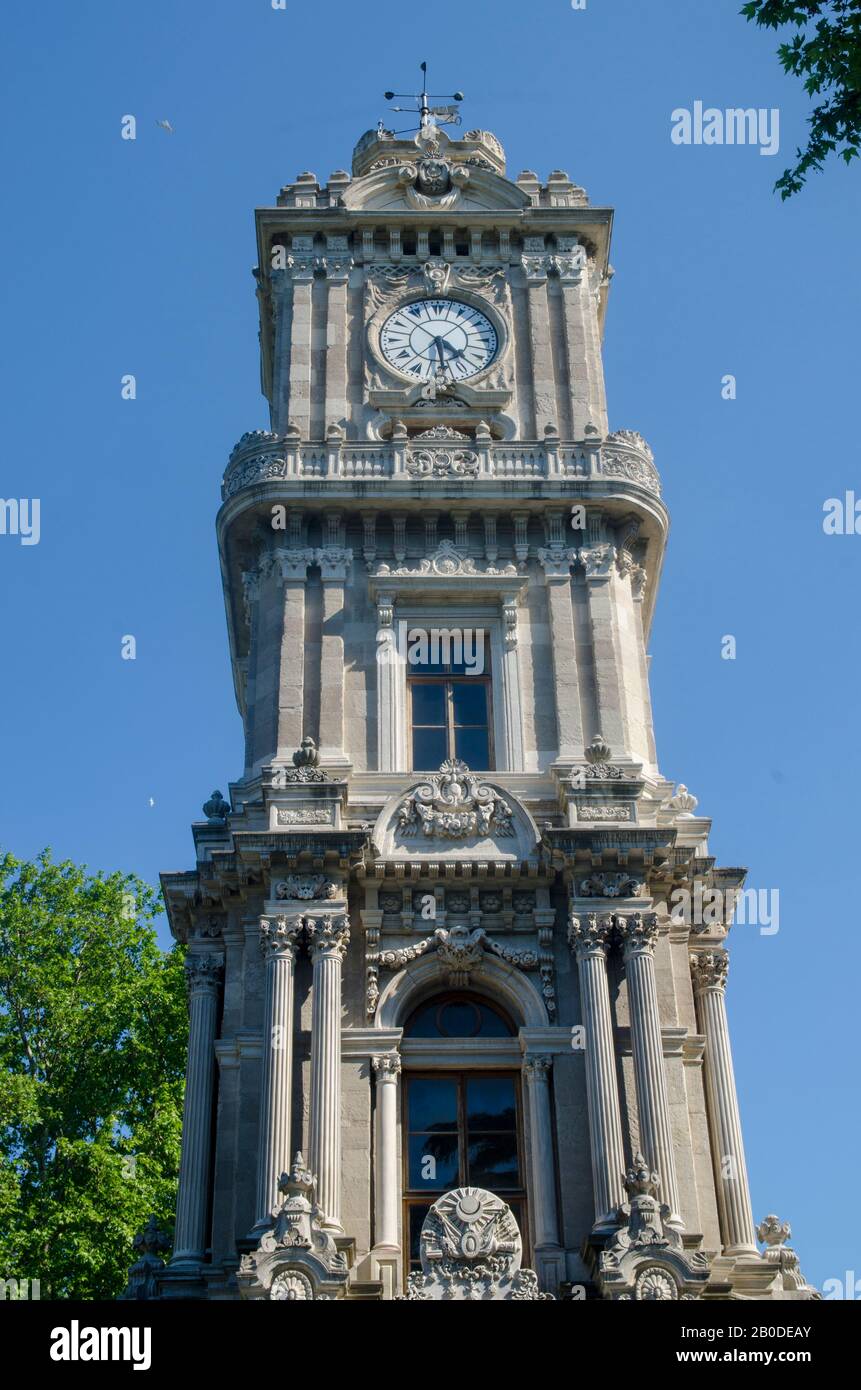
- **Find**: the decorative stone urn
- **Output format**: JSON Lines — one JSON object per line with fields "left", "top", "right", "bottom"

{"left": 596, "top": 1156, "right": 710, "bottom": 1301}
{"left": 236, "top": 1153, "right": 349, "bottom": 1301}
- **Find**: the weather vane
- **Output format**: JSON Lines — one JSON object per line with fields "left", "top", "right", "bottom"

{"left": 380, "top": 61, "right": 464, "bottom": 137}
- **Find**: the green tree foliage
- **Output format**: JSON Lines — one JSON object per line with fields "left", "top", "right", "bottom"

{"left": 742, "top": 0, "right": 861, "bottom": 195}
{"left": 0, "top": 850, "right": 187, "bottom": 1299}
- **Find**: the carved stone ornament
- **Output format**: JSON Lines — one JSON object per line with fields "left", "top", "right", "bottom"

{"left": 275, "top": 874, "right": 339, "bottom": 902}
{"left": 606, "top": 429, "right": 654, "bottom": 462}
{"left": 575, "top": 804, "right": 633, "bottom": 822}
{"left": 755, "top": 1215, "right": 820, "bottom": 1298}
{"left": 184, "top": 954, "right": 224, "bottom": 995}
{"left": 237, "top": 1152, "right": 349, "bottom": 1302}
{"left": 406, "top": 445, "right": 479, "bottom": 479}
{"left": 596, "top": 1155, "right": 710, "bottom": 1301}
{"left": 423, "top": 256, "right": 451, "bottom": 293}
{"left": 579, "top": 733, "right": 626, "bottom": 780}
{"left": 274, "top": 736, "right": 328, "bottom": 784}
{"left": 396, "top": 759, "right": 515, "bottom": 840}
{"left": 397, "top": 1188, "right": 552, "bottom": 1301}
{"left": 665, "top": 783, "right": 698, "bottom": 815}
{"left": 397, "top": 158, "right": 470, "bottom": 209}
{"left": 375, "top": 541, "right": 517, "bottom": 579}
{"left": 577, "top": 872, "right": 643, "bottom": 899}
{"left": 202, "top": 789, "right": 229, "bottom": 821}
{"left": 276, "top": 808, "right": 334, "bottom": 825}
{"left": 119, "top": 1216, "right": 171, "bottom": 1301}
{"left": 369, "top": 924, "right": 549, "bottom": 1010}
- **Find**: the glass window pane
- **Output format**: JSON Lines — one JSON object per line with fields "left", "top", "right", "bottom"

{"left": 466, "top": 1077, "right": 517, "bottom": 1130}
{"left": 408, "top": 1133, "right": 459, "bottom": 1189}
{"left": 412, "top": 726, "right": 447, "bottom": 770}
{"left": 409, "top": 1204, "right": 432, "bottom": 1265}
{"left": 404, "top": 997, "right": 515, "bottom": 1038}
{"left": 467, "top": 1134, "right": 520, "bottom": 1189}
{"left": 439, "top": 1001, "right": 483, "bottom": 1037}
{"left": 407, "top": 1078, "right": 458, "bottom": 1132}
{"left": 450, "top": 681, "right": 488, "bottom": 726}
{"left": 411, "top": 683, "right": 446, "bottom": 725}
{"left": 473, "top": 1004, "right": 513, "bottom": 1038}
{"left": 404, "top": 1001, "right": 439, "bottom": 1038}
{"left": 454, "top": 726, "right": 489, "bottom": 769}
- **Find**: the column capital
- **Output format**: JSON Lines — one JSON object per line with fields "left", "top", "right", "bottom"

{"left": 185, "top": 953, "right": 224, "bottom": 996}
{"left": 568, "top": 911, "right": 613, "bottom": 958}
{"left": 615, "top": 911, "right": 660, "bottom": 956}
{"left": 372, "top": 1054, "right": 402, "bottom": 1080}
{"left": 537, "top": 545, "right": 577, "bottom": 578}
{"left": 521, "top": 236, "right": 552, "bottom": 284}
{"left": 315, "top": 546, "right": 353, "bottom": 582}
{"left": 307, "top": 913, "right": 351, "bottom": 962}
{"left": 259, "top": 914, "right": 304, "bottom": 960}
{"left": 690, "top": 948, "right": 729, "bottom": 994}
{"left": 523, "top": 1054, "right": 553, "bottom": 1083}
{"left": 274, "top": 546, "right": 315, "bottom": 583}
{"left": 580, "top": 543, "right": 617, "bottom": 581}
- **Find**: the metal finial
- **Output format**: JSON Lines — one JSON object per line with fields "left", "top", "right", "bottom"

{"left": 382, "top": 60, "right": 464, "bottom": 136}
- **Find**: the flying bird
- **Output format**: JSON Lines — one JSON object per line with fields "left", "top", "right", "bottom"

{"left": 156, "top": 119, "right": 174, "bottom": 134}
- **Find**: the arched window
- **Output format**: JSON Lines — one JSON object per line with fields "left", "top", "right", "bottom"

{"left": 404, "top": 993, "right": 514, "bottom": 1039}
{"left": 401, "top": 992, "right": 526, "bottom": 1274}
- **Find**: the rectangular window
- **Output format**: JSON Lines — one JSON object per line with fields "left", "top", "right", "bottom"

{"left": 402, "top": 1070, "right": 527, "bottom": 1276}
{"left": 407, "top": 634, "right": 493, "bottom": 770}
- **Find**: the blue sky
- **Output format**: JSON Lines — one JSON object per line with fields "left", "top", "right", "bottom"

{"left": 1, "top": 0, "right": 858, "bottom": 1293}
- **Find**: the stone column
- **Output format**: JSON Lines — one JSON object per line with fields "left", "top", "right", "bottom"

{"left": 522, "top": 1056, "right": 562, "bottom": 1258}
{"left": 616, "top": 912, "right": 682, "bottom": 1227}
{"left": 316, "top": 545, "right": 352, "bottom": 766}
{"left": 254, "top": 915, "right": 302, "bottom": 1229}
{"left": 538, "top": 548, "right": 584, "bottom": 760}
{"left": 275, "top": 547, "right": 313, "bottom": 761}
{"left": 307, "top": 913, "right": 350, "bottom": 1229}
{"left": 690, "top": 950, "right": 757, "bottom": 1254}
{"left": 172, "top": 954, "right": 223, "bottom": 1264}
{"left": 372, "top": 1054, "right": 401, "bottom": 1250}
{"left": 568, "top": 914, "right": 627, "bottom": 1227}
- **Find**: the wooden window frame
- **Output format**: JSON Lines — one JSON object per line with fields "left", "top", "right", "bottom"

{"left": 401, "top": 1068, "right": 529, "bottom": 1279}
{"left": 407, "top": 646, "right": 495, "bottom": 772}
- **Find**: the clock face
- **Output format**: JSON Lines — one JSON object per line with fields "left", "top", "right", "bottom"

{"left": 379, "top": 298, "right": 498, "bottom": 382}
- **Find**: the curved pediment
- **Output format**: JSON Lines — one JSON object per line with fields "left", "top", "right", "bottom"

{"left": 372, "top": 760, "right": 541, "bottom": 862}
{"left": 341, "top": 163, "right": 530, "bottom": 214}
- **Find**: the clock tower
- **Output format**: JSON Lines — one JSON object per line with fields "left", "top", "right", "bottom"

{"left": 140, "top": 102, "right": 817, "bottom": 1303}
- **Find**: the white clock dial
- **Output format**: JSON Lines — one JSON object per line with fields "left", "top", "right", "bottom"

{"left": 379, "top": 298, "right": 498, "bottom": 382}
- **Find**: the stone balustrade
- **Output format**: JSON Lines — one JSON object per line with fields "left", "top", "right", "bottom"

{"left": 221, "top": 428, "right": 661, "bottom": 500}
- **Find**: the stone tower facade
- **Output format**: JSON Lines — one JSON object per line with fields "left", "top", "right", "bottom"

{"left": 148, "top": 118, "right": 816, "bottom": 1302}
